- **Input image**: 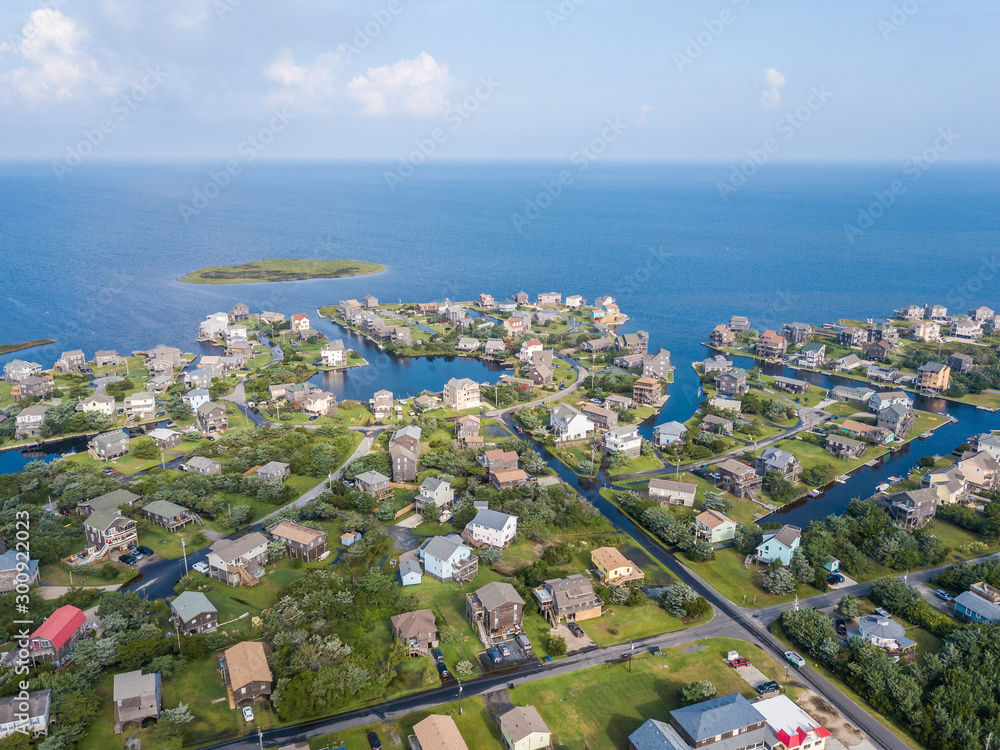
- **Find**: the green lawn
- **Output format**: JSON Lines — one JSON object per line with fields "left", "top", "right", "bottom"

{"left": 926, "top": 517, "right": 1000, "bottom": 559}
{"left": 39, "top": 561, "right": 138, "bottom": 587}
{"left": 681, "top": 547, "right": 824, "bottom": 608}
{"left": 138, "top": 523, "right": 212, "bottom": 560}
{"left": 178, "top": 258, "right": 385, "bottom": 283}
{"left": 580, "top": 600, "right": 704, "bottom": 647}
{"left": 607, "top": 453, "right": 663, "bottom": 477}
{"left": 176, "top": 560, "right": 304, "bottom": 626}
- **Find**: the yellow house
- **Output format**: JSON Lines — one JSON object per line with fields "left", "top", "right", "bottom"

{"left": 499, "top": 706, "right": 551, "bottom": 750}
{"left": 916, "top": 362, "right": 950, "bottom": 394}
{"left": 591, "top": 547, "right": 644, "bottom": 585}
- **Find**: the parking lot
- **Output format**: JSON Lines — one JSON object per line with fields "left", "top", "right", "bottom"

{"left": 476, "top": 637, "right": 535, "bottom": 672}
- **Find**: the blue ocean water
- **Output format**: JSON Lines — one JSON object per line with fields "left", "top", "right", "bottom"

{"left": 1, "top": 161, "right": 998, "bottom": 420}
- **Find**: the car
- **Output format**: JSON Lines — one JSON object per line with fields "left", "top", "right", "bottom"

{"left": 784, "top": 650, "right": 806, "bottom": 668}
{"left": 156, "top": 411, "right": 166, "bottom": 417}
{"left": 119, "top": 554, "right": 137, "bottom": 565}
{"left": 430, "top": 648, "right": 444, "bottom": 663}
{"left": 498, "top": 644, "right": 511, "bottom": 657}
{"left": 367, "top": 731, "right": 383, "bottom": 750}
{"left": 728, "top": 657, "right": 751, "bottom": 668}
{"left": 58, "top": 509, "right": 71, "bottom": 516}
{"left": 935, "top": 589, "right": 950, "bottom": 600}
{"left": 101, "top": 467, "right": 116, "bottom": 475}
{"left": 755, "top": 681, "right": 779, "bottom": 694}
{"left": 487, "top": 648, "right": 502, "bottom": 664}
{"left": 308, "top": 415, "right": 319, "bottom": 421}
{"left": 590, "top": 398, "right": 601, "bottom": 404}
{"left": 568, "top": 621, "right": 585, "bottom": 638}
{"left": 874, "top": 607, "right": 891, "bottom": 617}
{"left": 130, "top": 550, "right": 144, "bottom": 560}
{"left": 192, "top": 561, "right": 210, "bottom": 574}
{"left": 436, "top": 662, "right": 450, "bottom": 679}
{"left": 835, "top": 618, "right": 847, "bottom": 636}
{"left": 827, "top": 573, "right": 845, "bottom": 584}
{"left": 242, "top": 706, "right": 254, "bottom": 723}
{"left": 137, "top": 546, "right": 154, "bottom": 556}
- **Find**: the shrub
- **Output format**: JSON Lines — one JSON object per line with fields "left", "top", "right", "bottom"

{"left": 679, "top": 680, "right": 716, "bottom": 705}
{"left": 547, "top": 634, "right": 567, "bottom": 656}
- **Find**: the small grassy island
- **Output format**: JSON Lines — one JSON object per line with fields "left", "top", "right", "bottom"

{"left": 0, "top": 338, "right": 56, "bottom": 355}
{"left": 178, "top": 258, "right": 385, "bottom": 284}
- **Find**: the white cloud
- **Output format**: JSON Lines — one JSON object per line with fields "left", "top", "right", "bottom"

{"left": 761, "top": 67, "right": 785, "bottom": 109}
{"left": 264, "top": 49, "right": 343, "bottom": 110}
{"left": 346, "top": 51, "right": 456, "bottom": 117}
{"left": 0, "top": 9, "right": 114, "bottom": 101}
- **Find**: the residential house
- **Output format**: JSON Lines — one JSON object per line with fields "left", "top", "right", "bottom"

{"left": 12, "top": 376, "right": 53, "bottom": 400}
{"left": 838, "top": 419, "right": 889, "bottom": 444}
{"left": 717, "top": 459, "right": 761, "bottom": 498}
{"left": 826, "top": 434, "right": 867, "bottom": 460}
{"left": 255, "top": 461, "right": 290, "bottom": 484}
{"left": 463, "top": 509, "right": 518, "bottom": 549}
{"left": 876, "top": 488, "right": 938, "bottom": 529}
{"left": 55, "top": 349, "right": 86, "bottom": 373}
{"left": 837, "top": 327, "right": 866, "bottom": 348}
{"left": 869, "top": 390, "right": 911, "bottom": 413}
{"left": 616, "top": 332, "right": 649, "bottom": 354}
{"left": 867, "top": 364, "right": 899, "bottom": 383}
{"left": 198, "top": 315, "right": 228, "bottom": 341}
{"left": 259, "top": 311, "right": 284, "bottom": 324}
{"left": 3, "top": 359, "right": 42, "bottom": 382}
{"left": 341, "top": 531, "right": 361, "bottom": 547}
{"left": 391, "top": 609, "right": 438, "bottom": 656}
{"left": 863, "top": 340, "right": 893, "bottom": 362}
{"left": 956, "top": 450, "right": 1000, "bottom": 491}
{"left": 144, "top": 374, "right": 172, "bottom": 394}
{"left": 207, "top": 533, "right": 268, "bottom": 586}
{"left": 876, "top": 403, "right": 914, "bottom": 437}
{"left": 77, "top": 488, "right": 140, "bottom": 516}
{"left": 550, "top": 403, "right": 595, "bottom": 441}
{"left": 498, "top": 706, "right": 551, "bottom": 750}
{"left": 694, "top": 509, "right": 737, "bottom": 544}
{"left": 895, "top": 304, "right": 924, "bottom": 321}
{"left": 653, "top": 421, "right": 687, "bottom": 447}
{"left": 183, "top": 456, "right": 222, "bottom": 476}
{"left": 604, "top": 393, "right": 635, "bottom": 410}
{"left": 339, "top": 299, "right": 363, "bottom": 319}
{"left": 972, "top": 432, "right": 1000, "bottom": 461}
{"left": 564, "top": 294, "right": 585, "bottom": 309}
{"left": 702, "top": 354, "right": 732, "bottom": 374}
{"left": 83, "top": 510, "right": 137, "bottom": 559}
{"left": 580, "top": 337, "right": 615, "bottom": 353}
{"left": 631, "top": 693, "right": 770, "bottom": 750}
{"left": 642, "top": 348, "right": 672, "bottom": 380}
{"left": 399, "top": 554, "right": 423, "bottom": 586}
{"left": 582, "top": 403, "right": 618, "bottom": 430}
{"left": 497, "top": 300, "right": 517, "bottom": 313}
{"left": 228, "top": 302, "right": 250, "bottom": 321}
{"left": 783, "top": 322, "right": 813, "bottom": 344}
{"left": 537, "top": 292, "right": 561, "bottom": 306}
{"left": 183, "top": 388, "right": 210, "bottom": 411}
{"left": 911, "top": 320, "right": 941, "bottom": 342}
{"left": 389, "top": 426, "right": 421, "bottom": 482}
{"left": 417, "top": 477, "right": 454, "bottom": 513}
{"left": 223, "top": 641, "right": 272, "bottom": 704}
{"left": 141, "top": 500, "right": 195, "bottom": 531}
{"left": 773, "top": 375, "right": 809, "bottom": 394}
{"left": 616, "top": 354, "right": 647, "bottom": 370}
{"left": 77, "top": 393, "right": 116, "bottom": 415}
{"left": 361, "top": 294, "right": 378, "bottom": 309}
{"left": 420, "top": 535, "right": 477, "bottom": 582}
{"left": 303, "top": 390, "right": 337, "bottom": 417}
{"left": 946, "top": 352, "right": 974, "bottom": 374}
{"left": 714, "top": 368, "right": 749, "bottom": 395}
{"left": 477, "top": 293, "right": 496, "bottom": 308}
{"left": 970, "top": 305, "right": 995, "bottom": 322}
{"left": 356, "top": 470, "right": 393, "bottom": 500}
{"left": 456, "top": 337, "right": 480, "bottom": 353}
{"left": 868, "top": 322, "right": 899, "bottom": 344}
{"left": 953, "top": 319, "right": 983, "bottom": 340}
{"left": 145, "top": 346, "right": 182, "bottom": 368}
{"left": 290, "top": 313, "right": 310, "bottom": 331}
{"left": 455, "top": 414, "right": 481, "bottom": 443}
{"left": 112, "top": 670, "right": 161, "bottom": 734}
{"left": 709, "top": 325, "right": 735, "bottom": 348}
{"left": 94, "top": 350, "right": 122, "bottom": 367}
{"left": 504, "top": 316, "right": 528, "bottom": 336}
{"left": 757, "top": 330, "right": 788, "bottom": 359}
{"left": 798, "top": 342, "right": 826, "bottom": 368}
{"left": 756, "top": 525, "right": 801, "bottom": 565}
{"left": 917, "top": 361, "right": 951, "bottom": 394}
{"left": 633, "top": 376, "right": 662, "bottom": 405}
{"left": 925, "top": 304, "right": 948, "bottom": 319}
{"left": 481, "top": 449, "right": 519, "bottom": 472}
{"left": 184, "top": 368, "right": 212, "bottom": 389}
{"left": 410, "top": 714, "right": 470, "bottom": 750}
{"left": 147, "top": 427, "right": 181, "bottom": 450}
{"left": 369, "top": 389, "right": 394, "bottom": 421}
{"left": 0, "top": 689, "right": 50, "bottom": 738}
{"left": 269, "top": 522, "right": 327, "bottom": 562}
{"left": 170, "top": 591, "right": 218, "bottom": 635}
{"left": 527, "top": 363, "right": 553, "bottom": 385}
{"left": 701, "top": 414, "right": 733, "bottom": 435}
{"left": 954, "top": 583, "right": 1000, "bottom": 625}
{"left": 753, "top": 446, "right": 801, "bottom": 482}
{"left": 921, "top": 465, "right": 969, "bottom": 505}
{"left": 320, "top": 340, "right": 347, "bottom": 367}
{"left": 603, "top": 424, "right": 641, "bottom": 458}
{"left": 88, "top": 429, "right": 129, "bottom": 460}
{"left": 28, "top": 605, "right": 88, "bottom": 666}
{"left": 483, "top": 339, "right": 507, "bottom": 358}
{"left": 708, "top": 395, "right": 741, "bottom": 414}
{"left": 123, "top": 392, "right": 156, "bottom": 421}
{"left": 0, "top": 549, "right": 39, "bottom": 593}
{"left": 729, "top": 315, "right": 750, "bottom": 331}
{"left": 467, "top": 581, "right": 524, "bottom": 647}
{"left": 518, "top": 339, "right": 543, "bottom": 362}
{"left": 533, "top": 574, "right": 603, "bottom": 625}
{"left": 855, "top": 614, "right": 917, "bottom": 657}
{"left": 537, "top": 311, "right": 565, "bottom": 326}
{"left": 443, "top": 377, "right": 481, "bottom": 411}
{"left": 754, "top": 695, "right": 832, "bottom": 750}
{"left": 592, "top": 547, "right": 644, "bottom": 585}
{"left": 194, "top": 401, "right": 227, "bottom": 433}
{"left": 831, "top": 384, "right": 874, "bottom": 404}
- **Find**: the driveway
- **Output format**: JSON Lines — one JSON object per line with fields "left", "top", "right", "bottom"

{"left": 550, "top": 622, "right": 595, "bottom": 653}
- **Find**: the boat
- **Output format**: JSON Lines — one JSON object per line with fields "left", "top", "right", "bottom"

{"left": 806, "top": 489, "right": 822, "bottom": 497}
{"left": 976, "top": 406, "right": 997, "bottom": 412}
{"left": 876, "top": 482, "right": 890, "bottom": 493}
{"left": 919, "top": 431, "right": 933, "bottom": 439}
{"left": 60, "top": 449, "right": 77, "bottom": 457}
{"left": 887, "top": 475, "right": 901, "bottom": 483}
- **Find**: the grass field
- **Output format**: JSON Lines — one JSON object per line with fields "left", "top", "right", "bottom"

{"left": 0, "top": 338, "right": 56, "bottom": 355}
{"left": 607, "top": 453, "right": 663, "bottom": 477}
{"left": 178, "top": 258, "right": 385, "bottom": 284}
{"left": 681, "top": 547, "right": 824, "bottom": 608}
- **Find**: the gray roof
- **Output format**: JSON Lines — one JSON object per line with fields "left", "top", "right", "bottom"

{"left": 954, "top": 591, "right": 1000, "bottom": 623}
{"left": 763, "top": 524, "right": 801, "bottom": 549}
{"left": 420, "top": 476, "right": 449, "bottom": 493}
{"left": 469, "top": 508, "right": 516, "bottom": 531}
{"left": 654, "top": 421, "right": 687, "bottom": 436}
{"left": 0, "top": 550, "right": 38, "bottom": 578}
{"left": 648, "top": 479, "right": 697, "bottom": 495}
{"left": 113, "top": 670, "right": 160, "bottom": 701}
{"left": 671, "top": 693, "right": 764, "bottom": 743}
{"left": 257, "top": 461, "right": 289, "bottom": 475}
{"left": 759, "top": 446, "right": 798, "bottom": 469}
{"left": 399, "top": 557, "right": 422, "bottom": 578}
{"left": 82, "top": 488, "right": 140, "bottom": 511}
{"left": 498, "top": 706, "right": 550, "bottom": 744}
{"left": 171, "top": 591, "right": 216, "bottom": 622}
{"left": 142, "top": 499, "right": 188, "bottom": 518}
{"left": 356, "top": 470, "right": 390, "bottom": 486}
{"left": 628, "top": 719, "right": 688, "bottom": 750}
{"left": 210, "top": 532, "right": 267, "bottom": 563}
{"left": 185, "top": 456, "right": 221, "bottom": 470}
{"left": 422, "top": 536, "right": 468, "bottom": 563}
{"left": 918, "top": 361, "right": 948, "bottom": 373}
{"left": 828, "top": 434, "right": 864, "bottom": 449}
{"left": 93, "top": 429, "right": 128, "bottom": 447}
{"left": 475, "top": 581, "right": 524, "bottom": 611}
{"left": 774, "top": 375, "right": 808, "bottom": 388}
{"left": 859, "top": 614, "right": 905, "bottom": 640}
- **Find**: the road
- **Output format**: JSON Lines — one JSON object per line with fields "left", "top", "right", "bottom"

{"left": 483, "top": 353, "right": 588, "bottom": 417}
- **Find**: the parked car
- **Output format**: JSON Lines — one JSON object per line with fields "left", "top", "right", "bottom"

{"left": 242, "top": 706, "right": 254, "bottom": 723}
{"left": 784, "top": 651, "right": 806, "bottom": 668}
{"left": 568, "top": 621, "right": 585, "bottom": 638}
{"left": 156, "top": 411, "right": 166, "bottom": 417}
{"left": 827, "top": 573, "right": 845, "bottom": 584}
{"left": 487, "top": 648, "right": 502, "bottom": 664}
{"left": 755, "top": 680, "right": 779, "bottom": 694}
{"left": 498, "top": 644, "right": 511, "bottom": 657}
{"left": 935, "top": 589, "right": 951, "bottom": 600}
{"left": 728, "top": 657, "right": 751, "bottom": 668}
{"left": 875, "top": 607, "right": 891, "bottom": 617}
{"left": 192, "top": 561, "right": 209, "bottom": 574}
{"left": 835, "top": 618, "right": 847, "bottom": 636}
{"left": 137, "top": 546, "right": 154, "bottom": 556}
{"left": 308, "top": 415, "right": 319, "bottom": 421}
{"left": 367, "top": 731, "right": 382, "bottom": 750}
{"left": 58, "top": 509, "right": 71, "bottom": 516}
{"left": 430, "top": 648, "right": 444, "bottom": 663}
{"left": 436, "top": 662, "right": 450, "bottom": 679}
{"left": 101, "top": 467, "right": 116, "bottom": 475}
{"left": 118, "top": 554, "right": 135, "bottom": 564}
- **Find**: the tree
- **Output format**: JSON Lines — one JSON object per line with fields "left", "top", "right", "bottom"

{"left": 131, "top": 437, "right": 159, "bottom": 460}
{"left": 679, "top": 680, "right": 717, "bottom": 705}
{"left": 762, "top": 565, "right": 797, "bottom": 595}
{"left": 267, "top": 539, "right": 286, "bottom": 561}
{"left": 547, "top": 634, "right": 567, "bottom": 656}
{"left": 789, "top": 549, "right": 815, "bottom": 584}
{"left": 228, "top": 504, "right": 252, "bottom": 527}
{"left": 702, "top": 492, "right": 731, "bottom": 514}
{"left": 836, "top": 594, "right": 860, "bottom": 620}
{"left": 660, "top": 583, "right": 698, "bottom": 618}
{"left": 163, "top": 703, "right": 195, "bottom": 726}
{"left": 607, "top": 450, "right": 630, "bottom": 469}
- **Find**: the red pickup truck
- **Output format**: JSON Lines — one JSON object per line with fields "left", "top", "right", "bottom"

{"left": 728, "top": 657, "right": 751, "bottom": 668}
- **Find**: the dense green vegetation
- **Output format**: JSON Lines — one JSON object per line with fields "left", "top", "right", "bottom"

{"left": 178, "top": 258, "right": 385, "bottom": 284}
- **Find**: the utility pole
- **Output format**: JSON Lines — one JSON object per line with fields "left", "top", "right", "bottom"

{"left": 257, "top": 727, "right": 263, "bottom": 750}
{"left": 181, "top": 537, "right": 189, "bottom": 576}
{"left": 457, "top": 677, "right": 463, "bottom": 714}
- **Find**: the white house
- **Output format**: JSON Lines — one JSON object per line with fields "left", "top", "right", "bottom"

{"left": 550, "top": 404, "right": 595, "bottom": 442}
{"left": 420, "top": 536, "right": 475, "bottom": 581}
{"left": 417, "top": 477, "right": 454, "bottom": 512}
{"left": 518, "top": 339, "right": 543, "bottom": 362}
{"left": 648, "top": 479, "right": 697, "bottom": 507}
{"left": 603, "top": 424, "right": 642, "bottom": 458}
{"left": 0, "top": 689, "right": 51, "bottom": 738}
{"left": 77, "top": 394, "right": 116, "bottom": 416}
{"left": 694, "top": 510, "right": 737, "bottom": 544}
{"left": 463, "top": 509, "right": 518, "bottom": 549}
{"left": 653, "top": 421, "right": 687, "bottom": 447}
{"left": 564, "top": 295, "right": 585, "bottom": 309}
{"left": 399, "top": 556, "right": 422, "bottom": 586}
{"left": 183, "top": 388, "right": 211, "bottom": 411}
{"left": 321, "top": 340, "right": 347, "bottom": 367}
{"left": 868, "top": 390, "right": 912, "bottom": 414}
{"left": 123, "top": 392, "right": 156, "bottom": 420}
{"left": 756, "top": 525, "right": 802, "bottom": 565}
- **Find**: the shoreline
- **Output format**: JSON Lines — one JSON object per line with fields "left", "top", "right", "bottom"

{"left": 178, "top": 257, "right": 386, "bottom": 284}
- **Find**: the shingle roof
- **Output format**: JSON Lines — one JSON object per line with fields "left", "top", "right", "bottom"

{"left": 671, "top": 693, "right": 764, "bottom": 743}
{"left": 469, "top": 508, "right": 516, "bottom": 531}
{"left": 475, "top": 581, "right": 524, "bottom": 612}
{"left": 171, "top": 591, "right": 216, "bottom": 622}
{"left": 225, "top": 641, "right": 272, "bottom": 692}
{"left": 422, "top": 536, "right": 467, "bottom": 563}
{"left": 498, "top": 706, "right": 550, "bottom": 744}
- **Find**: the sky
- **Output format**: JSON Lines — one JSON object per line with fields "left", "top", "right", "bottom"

{"left": 0, "top": 0, "right": 997, "bottom": 162}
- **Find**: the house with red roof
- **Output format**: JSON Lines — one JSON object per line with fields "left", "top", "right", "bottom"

{"left": 290, "top": 313, "right": 310, "bottom": 332}
{"left": 754, "top": 694, "right": 831, "bottom": 750}
{"left": 29, "top": 605, "right": 88, "bottom": 666}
